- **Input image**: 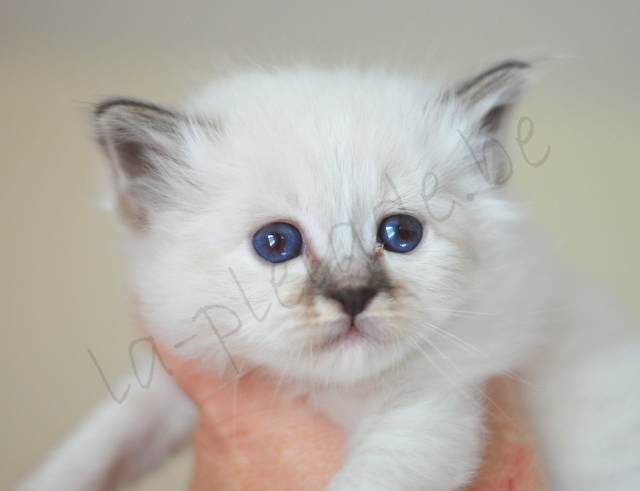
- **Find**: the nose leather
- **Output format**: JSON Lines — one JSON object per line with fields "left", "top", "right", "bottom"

{"left": 330, "top": 287, "right": 378, "bottom": 317}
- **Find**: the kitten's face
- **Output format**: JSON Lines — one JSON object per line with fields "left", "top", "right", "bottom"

{"left": 96, "top": 64, "right": 528, "bottom": 383}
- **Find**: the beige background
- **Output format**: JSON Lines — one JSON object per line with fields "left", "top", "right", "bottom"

{"left": 1, "top": 1, "right": 639, "bottom": 489}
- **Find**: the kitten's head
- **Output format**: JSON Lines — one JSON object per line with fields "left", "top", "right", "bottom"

{"left": 95, "top": 61, "right": 531, "bottom": 384}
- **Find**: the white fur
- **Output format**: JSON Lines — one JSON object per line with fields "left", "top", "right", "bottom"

{"left": 18, "top": 63, "right": 640, "bottom": 490}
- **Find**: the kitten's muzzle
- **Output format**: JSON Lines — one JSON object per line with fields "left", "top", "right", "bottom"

{"left": 329, "top": 287, "right": 378, "bottom": 318}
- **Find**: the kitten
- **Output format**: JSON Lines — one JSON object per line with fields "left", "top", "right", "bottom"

{"left": 18, "top": 60, "right": 640, "bottom": 490}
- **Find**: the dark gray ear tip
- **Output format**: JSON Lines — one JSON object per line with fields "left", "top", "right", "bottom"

{"left": 477, "top": 58, "right": 533, "bottom": 77}
{"left": 93, "top": 97, "right": 178, "bottom": 121}
{"left": 455, "top": 58, "right": 533, "bottom": 98}
{"left": 490, "top": 59, "right": 532, "bottom": 71}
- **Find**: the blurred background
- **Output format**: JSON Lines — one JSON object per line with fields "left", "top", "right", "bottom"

{"left": 1, "top": 1, "right": 638, "bottom": 488}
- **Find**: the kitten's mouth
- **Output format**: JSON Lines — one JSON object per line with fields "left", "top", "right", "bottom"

{"left": 327, "top": 322, "right": 367, "bottom": 347}
{"left": 315, "top": 317, "right": 377, "bottom": 351}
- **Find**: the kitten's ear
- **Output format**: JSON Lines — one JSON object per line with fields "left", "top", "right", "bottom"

{"left": 455, "top": 59, "right": 532, "bottom": 135}
{"left": 94, "top": 99, "right": 205, "bottom": 228}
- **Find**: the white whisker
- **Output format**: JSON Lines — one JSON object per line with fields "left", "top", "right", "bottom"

{"left": 413, "top": 332, "right": 527, "bottom": 435}
{"left": 421, "top": 321, "right": 537, "bottom": 387}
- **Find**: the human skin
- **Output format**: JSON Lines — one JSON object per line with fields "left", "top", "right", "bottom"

{"left": 462, "top": 376, "right": 549, "bottom": 491}
{"left": 140, "top": 304, "right": 548, "bottom": 491}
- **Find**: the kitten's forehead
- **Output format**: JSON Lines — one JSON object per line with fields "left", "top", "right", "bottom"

{"left": 192, "top": 70, "right": 441, "bottom": 237}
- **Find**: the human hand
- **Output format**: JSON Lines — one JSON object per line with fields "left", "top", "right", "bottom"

{"left": 463, "top": 376, "right": 549, "bottom": 491}
{"left": 152, "top": 343, "right": 345, "bottom": 491}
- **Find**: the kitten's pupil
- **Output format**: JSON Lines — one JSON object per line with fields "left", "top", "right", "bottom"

{"left": 397, "top": 223, "right": 413, "bottom": 241}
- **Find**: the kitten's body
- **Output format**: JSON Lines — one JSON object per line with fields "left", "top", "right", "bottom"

{"left": 18, "top": 63, "right": 640, "bottom": 490}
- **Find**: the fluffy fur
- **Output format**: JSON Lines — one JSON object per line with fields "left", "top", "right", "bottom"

{"left": 18, "top": 61, "right": 640, "bottom": 490}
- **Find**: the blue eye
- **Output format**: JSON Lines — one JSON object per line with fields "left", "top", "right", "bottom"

{"left": 377, "top": 215, "right": 423, "bottom": 253}
{"left": 253, "top": 222, "right": 304, "bottom": 263}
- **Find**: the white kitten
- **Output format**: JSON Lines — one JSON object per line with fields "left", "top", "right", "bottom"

{"left": 18, "top": 61, "right": 640, "bottom": 490}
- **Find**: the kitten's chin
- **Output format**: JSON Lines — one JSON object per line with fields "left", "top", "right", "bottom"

{"left": 306, "top": 346, "right": 408, "bottom": 385}
{"left": 289, "top": 319, "right": 413, "bottom": 385}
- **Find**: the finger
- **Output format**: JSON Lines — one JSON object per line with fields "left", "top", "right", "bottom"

{"left": 466, "top": 376, "right": 548, "bottom": 491}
